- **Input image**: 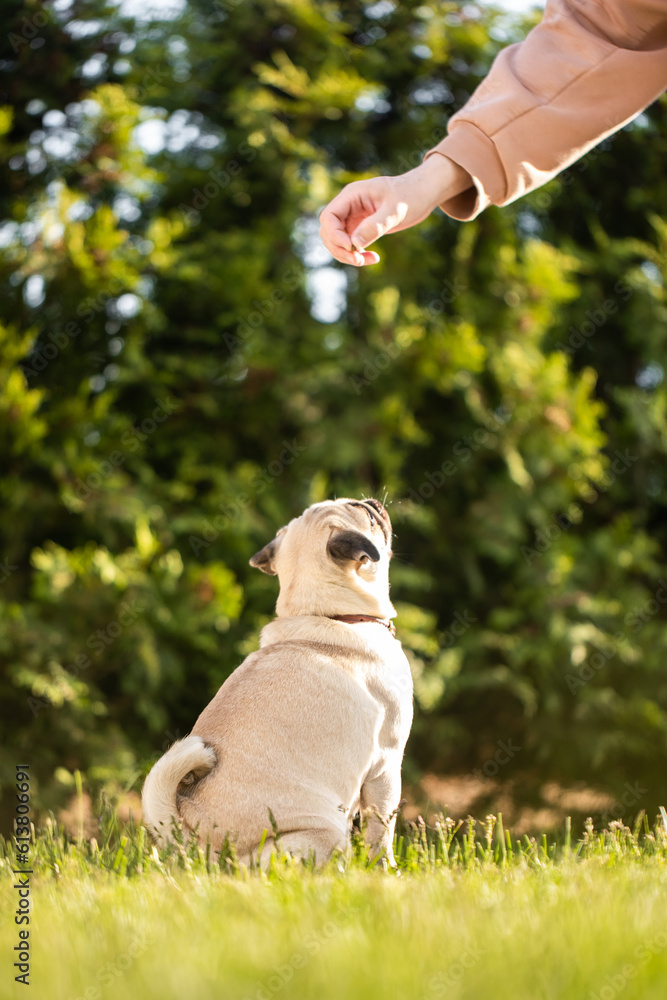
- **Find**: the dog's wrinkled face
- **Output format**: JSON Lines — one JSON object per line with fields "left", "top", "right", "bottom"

{"left": 249, "top": 498, "right": 395, "bottom": 619}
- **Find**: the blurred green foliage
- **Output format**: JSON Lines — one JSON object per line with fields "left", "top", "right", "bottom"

{"left": 1, "top": 0, "right": 667, "bottom": 830}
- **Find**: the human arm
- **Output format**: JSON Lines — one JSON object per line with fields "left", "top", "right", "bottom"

{"left": 319, "top": 0, "right": 667, "bottom": 262}
{"left": 425, "top": 0, "right": 667, "bottom": 221}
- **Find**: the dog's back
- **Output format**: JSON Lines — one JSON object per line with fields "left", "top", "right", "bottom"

{"left": 143, "top": 625, "right": 411, "bottom": 864}
{"left": 179, "top": 637, "right": 385, "bottom": 857}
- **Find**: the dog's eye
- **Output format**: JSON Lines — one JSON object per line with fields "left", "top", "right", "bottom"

{"left": 349, "top": 501, "right": 379, "bottom": 531}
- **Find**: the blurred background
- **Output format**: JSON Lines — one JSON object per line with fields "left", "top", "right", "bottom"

{"left": 2, "top": 0, "right": 667, "bottom": 837}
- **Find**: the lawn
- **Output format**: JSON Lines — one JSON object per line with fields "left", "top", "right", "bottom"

{"left": 3, "top": 808, "right": 667, "bottom": 1000}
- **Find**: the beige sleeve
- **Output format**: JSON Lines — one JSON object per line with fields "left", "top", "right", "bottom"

{"left": 424, "top": 0, "right": 667, "bottom": 220}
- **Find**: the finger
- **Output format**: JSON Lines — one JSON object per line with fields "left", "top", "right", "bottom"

{"left": 320, "top": 219, "right": 365, "bottom": 265}
{"left": 327, "top": 240, "right": 366, "bottom": 266}
{"left": 322, "top": 217, "right": 380, "bottom": 266}
{"left": 340, "top": 249, "right": 367, "bottom": 266}
{"left": 351, "top": 204, "right": 407, "bottom": 251}
{"left": 319, "top": 203, "right": 354, "bottom": 247}
{"left": 326, "top": 234, "right": 378, "bottom": 266}
{"left": 317, "top": 238, "right": 376, "bottom": 267}
{"left": 320, "top": 227, "right": 358, "bottom": 263}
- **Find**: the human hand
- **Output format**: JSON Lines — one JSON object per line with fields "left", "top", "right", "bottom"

{"left": 319, "top": 154, "right": 471, "bottom": 266}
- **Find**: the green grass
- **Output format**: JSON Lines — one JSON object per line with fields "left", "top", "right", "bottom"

{"left": 3, "top": 805, "right": 667, "bottom": 1000}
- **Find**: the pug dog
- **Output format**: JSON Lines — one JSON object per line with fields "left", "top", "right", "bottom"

{"left": 141, "top": 497, "right": 413, "bottom": 866}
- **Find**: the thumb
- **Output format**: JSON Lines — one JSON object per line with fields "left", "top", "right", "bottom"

{"left": 351, "top": 202, "right": 406, "bottom": 251}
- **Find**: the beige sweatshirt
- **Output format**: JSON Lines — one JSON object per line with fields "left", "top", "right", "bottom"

{"left": 424, "top": 0, "right": 667, "bottom": 220}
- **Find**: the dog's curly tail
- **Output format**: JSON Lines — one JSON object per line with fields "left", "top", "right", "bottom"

{"left": 141, "top": 734, "right": 217, "bottom": 846}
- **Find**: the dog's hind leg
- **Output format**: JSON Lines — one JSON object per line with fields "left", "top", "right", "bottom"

{"left": 245, "top": 827, "right": 347, "bottom": 869}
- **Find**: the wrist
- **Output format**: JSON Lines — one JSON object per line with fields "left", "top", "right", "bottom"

{"left": 410, "top": 153, "right": 472, "bottom": 208}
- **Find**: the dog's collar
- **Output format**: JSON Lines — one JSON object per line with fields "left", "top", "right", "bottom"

{"left": 328, "top": 614, "right": 396, "bottom": 638}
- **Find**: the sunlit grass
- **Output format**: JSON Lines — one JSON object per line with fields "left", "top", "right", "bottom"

{"left": 3, "top": 800, "right": 667, "bottom": 1000}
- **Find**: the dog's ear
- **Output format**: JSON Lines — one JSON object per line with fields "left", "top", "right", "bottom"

{"left": 327, "top": 530, "right": 380, "bottom": 565}
{"left": 249, "top": 536, "right": 280, "bottom": 575}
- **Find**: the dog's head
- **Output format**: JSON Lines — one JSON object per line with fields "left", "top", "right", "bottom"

{"left": 249, "top": 498, "right": 395, "bottom": 619}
